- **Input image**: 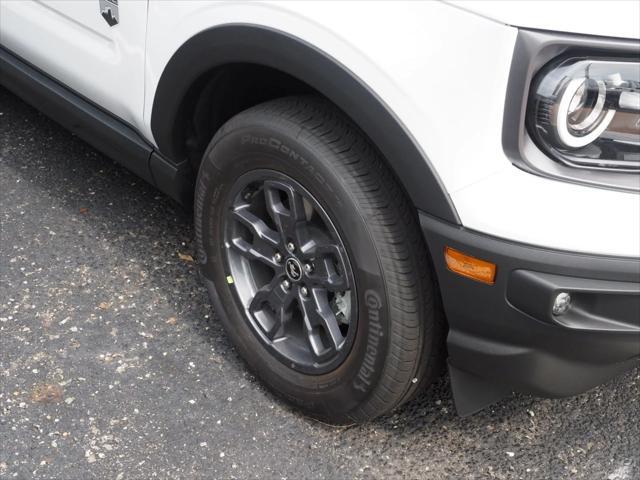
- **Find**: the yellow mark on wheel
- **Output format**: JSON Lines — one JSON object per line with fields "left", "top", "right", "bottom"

{"left": 226, "top": 275, "right": 234, "bottom": 284}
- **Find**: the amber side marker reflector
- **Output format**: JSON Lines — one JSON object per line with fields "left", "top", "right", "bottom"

{"left": 444, "top": 247, "right": 496, "bottom": 285}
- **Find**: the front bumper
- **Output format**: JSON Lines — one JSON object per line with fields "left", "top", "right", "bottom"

{"left": 420, "top": 212, "right": 640, "bottom": 415}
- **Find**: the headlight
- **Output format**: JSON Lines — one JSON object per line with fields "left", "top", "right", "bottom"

{"left": 527, "top": 57, "right": 640, "bottom": 171}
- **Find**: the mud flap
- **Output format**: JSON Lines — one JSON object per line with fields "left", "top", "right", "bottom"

{"left": 449, "top": 362, "right": 512, "bottom": 417}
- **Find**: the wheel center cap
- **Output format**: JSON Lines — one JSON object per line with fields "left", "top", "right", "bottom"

{"left": 285, "top": 257, "right": 303, "bottom": 282}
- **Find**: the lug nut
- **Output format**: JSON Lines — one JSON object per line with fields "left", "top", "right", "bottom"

{"left": 274, "top": 252, "right": 283, "bottom": 263}
{"left": 286, "top": 242, "right": 295, "bottom": 253}
{"left": 282, "top": 279, "right": 291, "bottom": 290}
{"left": 300, "top": 286, "right": 309, "bottom": 297}
{"left": 552, "top": 292, "right": 571, "bottom": 316}
{"left": 303, "top": 263, "right": 314, "bottom": 273}
{"left": 243, "top": 191, "right": 253, "bottom": 201}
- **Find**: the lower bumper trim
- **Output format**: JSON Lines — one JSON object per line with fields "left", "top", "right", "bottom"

{"left": 419, "top": 212, "right": 640, "bottom": 413}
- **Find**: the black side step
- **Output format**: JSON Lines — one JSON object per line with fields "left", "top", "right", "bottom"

{"left": 0, "top": 46, "right": 193, "bottom": 206}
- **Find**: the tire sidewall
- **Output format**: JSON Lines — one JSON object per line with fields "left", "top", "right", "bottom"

{"left": 195, "top": 122, "right": 392, "bottom": 419}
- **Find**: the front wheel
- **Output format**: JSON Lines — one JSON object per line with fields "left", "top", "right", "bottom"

{"left": 194, "top": 96, "right": 444, "bottom": 423}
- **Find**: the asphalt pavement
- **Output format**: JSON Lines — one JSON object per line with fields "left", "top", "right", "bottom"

{"left": 1, "top": 87, "right": 639, "bottom": 480}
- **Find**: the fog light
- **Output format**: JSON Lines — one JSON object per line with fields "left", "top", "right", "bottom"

{"left": 552, "top": 292, "right": 572, "bottom": 316}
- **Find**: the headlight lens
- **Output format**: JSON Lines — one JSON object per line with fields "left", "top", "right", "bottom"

{"left": 527, "top": 57, "right": 640, "bottom": 171}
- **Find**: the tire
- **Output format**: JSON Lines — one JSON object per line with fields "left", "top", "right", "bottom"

{"left": 194, "top": 95, "right": 445, "bottom": 423}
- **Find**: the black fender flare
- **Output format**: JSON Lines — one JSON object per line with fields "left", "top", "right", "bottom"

{"left": 151, "top": 24, "right": 460, "bottom": 224}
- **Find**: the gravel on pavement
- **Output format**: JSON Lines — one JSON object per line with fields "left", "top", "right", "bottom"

{"left": 1, "top": 87, "right": 639, "bottom": 480}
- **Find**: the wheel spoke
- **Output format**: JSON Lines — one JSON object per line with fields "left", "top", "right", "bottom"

{"left": 249, "top": 277, "right": 295, "bottom": 340}
{"left": 317, "top": 258, "right": 349, "bottom": 291}
{"left": 229, "top": 236, "right": 279, "bottom": 268}
{"left": 299, "top": 288, "right": 345, "bottom": 357}
{"left": 232, "top": 204, "right": 280, "bottom": 247}
{"left": 301, "top": 243, "right": 350, "bottom": 291}
{"left": 264, "top": 181, "right": 307, "bottom": 241}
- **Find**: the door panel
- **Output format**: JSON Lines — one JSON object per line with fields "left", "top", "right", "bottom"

{"left": 0, "top": 0, "right": 147, "bottom": 129}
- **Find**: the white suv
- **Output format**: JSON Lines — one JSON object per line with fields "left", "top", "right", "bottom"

{"left": 1, "top": 1, "right": 639, "bottom": 422}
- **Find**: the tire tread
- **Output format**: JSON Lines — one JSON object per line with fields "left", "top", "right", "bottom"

{"left": 211, "top": 95, "right": 446, "bottom": 422}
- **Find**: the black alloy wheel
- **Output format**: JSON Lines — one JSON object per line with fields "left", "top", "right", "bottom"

{"left": 224, "top": 171, "right": 357, "bottom": 374}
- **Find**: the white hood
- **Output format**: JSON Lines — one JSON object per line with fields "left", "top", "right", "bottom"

{"left": 449, "top": 1, "right": 640, "bottom": 40}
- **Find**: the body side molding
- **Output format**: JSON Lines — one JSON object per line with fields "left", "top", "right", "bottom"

{"left": 0, "top": 45, "right": 153, "bottom": 183}
{"left": 0, "top": 46, "right": 192, "bottom": 206}
{"left": 150, "top": 24, "right": 460, "bottom": 224}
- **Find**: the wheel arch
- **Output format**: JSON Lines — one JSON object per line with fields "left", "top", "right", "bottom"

{"left": 150, "top": 23, "right": 459, "bottom": 224}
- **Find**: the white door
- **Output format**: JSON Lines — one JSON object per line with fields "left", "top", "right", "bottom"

{"left": 0, "top": 0, "right": 148, "bottom": 130}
